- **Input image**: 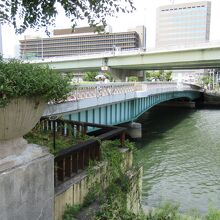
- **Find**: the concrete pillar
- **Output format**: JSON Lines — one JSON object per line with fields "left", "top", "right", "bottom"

{"left": 126, "top": 122, "right": 142, "bottom": 139}
{"left": 0, "top": 144, "right": 54, "bottom": 220}
{"left": 110, "top": 68, "right": 145, "bottom": 82}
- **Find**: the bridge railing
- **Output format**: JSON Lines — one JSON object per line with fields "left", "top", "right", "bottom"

{"left": 67, "top": 82, "right": 136, "bottom": 101}
{"left": 65, "top": 82, "right": 200, "bottom": 102}
{"left": 40, "top": 117, "right": 126, "bottom": 186}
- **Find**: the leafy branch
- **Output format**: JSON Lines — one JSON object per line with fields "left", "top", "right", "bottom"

{"left": 0, "top": 59, "right": 71, "bottom": 107}
{"left": 0, "top": 0, "right": 135, "bottom": 34}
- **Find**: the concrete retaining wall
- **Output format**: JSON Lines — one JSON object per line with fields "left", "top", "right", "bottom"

{"left": 0, "top": 144, "right": 54, "bottom": 220}
{"left": 54, "top": 148, "right": 137, "bottom": 220}
{"left": 126, "top": 167, "right": 143, "bottom": 214}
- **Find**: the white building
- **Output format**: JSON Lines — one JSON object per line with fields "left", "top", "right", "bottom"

{"left": 156, "top": 1, "right": 211, "bottom": 47}
{"left": 172, "top": 69, "right": 207, "bottom": 84}
{"left": 156, "top": 1, "right": 211, "bottom": 84}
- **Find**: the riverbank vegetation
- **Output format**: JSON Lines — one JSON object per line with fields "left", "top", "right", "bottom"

{"left": 63, "top": 140, "right": 141, "bottom": 220}
{"left": 24, "top": 123, "right": 93, "bottom": 155}
{"left": 64, "top": 200, "right": 220, "bottom": 220}
{"left": 145, "top": 203, "right": 220, "bottom": 220}
{"left": 26, "top": 124, "right": 220, "bottom": 220}
{"left": 62, "top": 139, "right": 220, "bottom": 220}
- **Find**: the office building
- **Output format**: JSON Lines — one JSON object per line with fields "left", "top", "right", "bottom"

{"left": 156, "top": 1, "right": 211, "bottom": 47}
{"left": 128, "top": 26, "right": 147, "bottom": 49}
{"left": 20, "top": 26, "right": 146, "bottom": 59}
{"left": 171, "top": 69, "right": 206, "bottom": 84}
{"left": 156, "top": 1, "right": 211, "bottom": 84}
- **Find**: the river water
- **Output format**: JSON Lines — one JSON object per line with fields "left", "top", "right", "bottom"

{"left": 135, "top": 107, "right": 220, "bottom": 214}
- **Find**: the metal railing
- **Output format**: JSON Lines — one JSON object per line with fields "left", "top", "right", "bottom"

{"left": 67, "top": 82, "right": 137, "bottom": 101}
{"left": 65, "top": 82, "right": 199, "bottom": 102}
{"left": 40, "top": 117, "right": 126, "bottom": 186}
{"left": 27, "top": 41, "right": 220, "bottom": 62}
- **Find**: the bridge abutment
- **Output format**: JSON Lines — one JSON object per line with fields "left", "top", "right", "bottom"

{"left": 126, "top": 122, "right": 142, "bottom": 139}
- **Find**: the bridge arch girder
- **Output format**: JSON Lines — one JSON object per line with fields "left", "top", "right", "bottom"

{"left": 132, "top": 91, "right": 200, "bottom": 121}
{"left": 64, "top": 90, "right": 201, "bottom": 129}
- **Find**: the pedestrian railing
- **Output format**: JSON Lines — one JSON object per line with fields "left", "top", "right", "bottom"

{"left": 40, "top": 117, "right": 126, "bottom": 186}
{"left": 67, "top": 82, "right": 136, "bottom": 101}
{"left": 66, "top": 82, "right": 201, "bottom": 102}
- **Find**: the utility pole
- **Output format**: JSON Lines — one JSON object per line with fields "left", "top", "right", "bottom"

{"left": 41, "top": 38, "right": 44, "bottom": 60}
{"left": 213, "top": 70, "right": 215, "bottom": 90}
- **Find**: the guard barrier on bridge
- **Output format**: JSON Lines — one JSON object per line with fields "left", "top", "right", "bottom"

{"left": 65, "top": 82, "right": 200, "bottom": 102}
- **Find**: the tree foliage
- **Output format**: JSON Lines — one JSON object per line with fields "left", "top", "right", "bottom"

{"left": 0, "top": 0, "right": 135, "bottom": 34}
{"left": 201, "top": 75, "right": 213, "bottom": 86}
{"left": 145, "top": 70, "right": 172, "bottom": 81}
{"left": 83, "top": 71, "right": 98, "bottom": 82}
{"left": 127, "top": 76, "right": 138, "bottom": 82}
{"left": 83, "top": 71, "right": 113, "bottom": 82}
{"left": 0, "top": 59, "right": 71, "bottom": 107}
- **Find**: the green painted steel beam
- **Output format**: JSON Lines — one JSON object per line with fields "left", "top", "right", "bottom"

{"left": 34, "top": 45, "right": 220, "bottom": 71}
{"left": 66, "top": 90, "right": 201, "bottom": 129}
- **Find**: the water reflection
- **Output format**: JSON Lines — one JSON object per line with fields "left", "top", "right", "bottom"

{"left": 135, "top": 107, "right": 220, "bottom": 213}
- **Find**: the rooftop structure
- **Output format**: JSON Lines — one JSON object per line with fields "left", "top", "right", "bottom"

{"left": 20, "top": 26, "right": 146, "bottom": 59}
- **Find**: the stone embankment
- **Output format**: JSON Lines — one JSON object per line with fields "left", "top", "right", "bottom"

{"left": 197, "top": 92, "right": 220, "bottom": 107}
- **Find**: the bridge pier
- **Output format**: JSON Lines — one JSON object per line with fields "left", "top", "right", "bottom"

{"left": 126, "top": 122, "right": 142, "bottom": 139}
{"left": 110, "top": 68, "right": 145, "bottom": 82}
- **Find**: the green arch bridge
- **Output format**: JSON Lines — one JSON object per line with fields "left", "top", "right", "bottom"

{"left": 44, "top": 82, "right": 202, "bottom": 129}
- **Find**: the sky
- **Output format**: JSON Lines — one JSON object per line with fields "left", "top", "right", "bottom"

{"left": 1, "top": 0, "right": 220, "bottom": 57}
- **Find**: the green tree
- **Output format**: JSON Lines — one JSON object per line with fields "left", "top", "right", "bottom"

{"left": 104, "top": 72, "right": 113, "bottom": 82}
{"left": 127, "top": 76, "right": 138, "bottom": 82}
{"left": 1, "top": 0, "right": 135, "bottom": 34}
{"left": 145, "top": 70, "right": 172, "bottom": 81}
{"left": 201, "top": 75, "right": 213, "bottom": 86}
{"left": 83, "top": 71, "right": 98, "bottom": 82}
{"left": 163, "top": 70, "right": 172, "bottom": 81}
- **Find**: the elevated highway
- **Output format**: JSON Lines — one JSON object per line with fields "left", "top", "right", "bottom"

{"left": 32, "top": 42, "right": 220, "bottom": 72}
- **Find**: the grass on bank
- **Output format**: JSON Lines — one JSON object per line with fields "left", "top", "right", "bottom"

{"left": 25, "top": 127, "right": 220, "bottom": 220}
{"left": 62, "top": 140, "right": 220, "bottom": 220}
{"left": 24, "top": 123, "right": 93, "bottom": 155}
{"left": 64, "top": 200, "right": 220, "bottom": 220}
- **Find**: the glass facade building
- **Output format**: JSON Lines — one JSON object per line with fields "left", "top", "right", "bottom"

{"left": 19, "top": 26, "right": 145, "bottom": 59}
{"left": 156, "top": 1, "right": 211, "bottom": 84}
{"left": 156, "top": 1, "right": 211, "bottom": 47}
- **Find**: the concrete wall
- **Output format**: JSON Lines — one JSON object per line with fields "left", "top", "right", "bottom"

{"left": 110, "top": 68, "right": 145, "bottom": 82}
{"left": 0, "top": 144, "right": 54, "bottom": 220}
{"left": 126, "top": 167, "right": 143, "bottom": 214}
{"left": 54, "top": 148, "right": 135, "bottom": 220}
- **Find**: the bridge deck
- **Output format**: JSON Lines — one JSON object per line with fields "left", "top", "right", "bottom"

{"left": 44, "top": 82, "right": 202, "bottom": 129}
{"left": 44, "top": 82, "right": 202, "bottom": 117}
